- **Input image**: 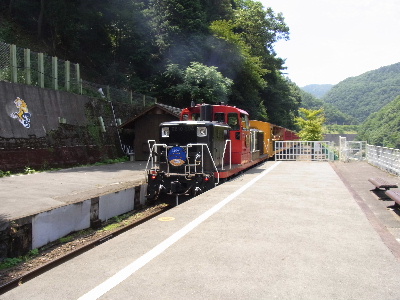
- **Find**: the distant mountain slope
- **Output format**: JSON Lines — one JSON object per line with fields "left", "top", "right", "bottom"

{"left": 322, "top": 62, "right": 400, "bottom": 123}
{"left": 301, "top": 84, "right": 333, "bottom": 98}
{"left": 358, "top": 95, "right": 400, "bottom": 148}
{"left": 298, "top": 89, "right": 355, "bottom": 125}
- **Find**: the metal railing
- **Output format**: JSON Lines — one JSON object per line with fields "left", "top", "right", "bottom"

{"left": 0, "top": 41, "right": 155, "bottom": 106}
{"left": 339, "top": 137, "right": 366, "bottom": 162}
{"left": 274, "top": 141, "right": 335, "bottom": 161}
{"left": 145, "top": 142, "right": 225, "bottom": 184}
{"left": 367, "top": 145, "right": 400, "bottom": 176}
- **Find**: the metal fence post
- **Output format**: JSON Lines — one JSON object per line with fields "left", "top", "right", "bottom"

{"left": 106, "top": 85, "right": 110, "bottom": 100}
{"left": 1, "top": 41, "right": 155, "bottom": 108}
{"left": 52, "top": 56, "right": 58, "bottom": 90}
{"left": 10, "top": 44, "right": 17, "bottom": 83}
{"left": 65, "top": 60, "right": 70, "bottom": 91}
{"left": 38, "top": 52, "right": 44, "bottom": 88}
{"left": 75, "top": 63, "right": 81, "bottom": 93}
{"left": 24, "top": 48, "right": 31, "bottom": 85}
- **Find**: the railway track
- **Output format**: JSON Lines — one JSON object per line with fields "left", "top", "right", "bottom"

{"left": 0, "top": 204, "right": 171, "bottom": 295}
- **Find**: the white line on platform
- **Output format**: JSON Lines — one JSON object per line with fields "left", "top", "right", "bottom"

{"left": 77, "top": 161, "right": 281, "bottom": 300}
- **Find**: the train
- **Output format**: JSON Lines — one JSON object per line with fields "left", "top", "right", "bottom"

{"left": 145, "top": 103, "right": 299, "bottom": 200}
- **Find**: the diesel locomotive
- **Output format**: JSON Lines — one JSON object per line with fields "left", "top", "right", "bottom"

{"left": 145, "top": 103, "right": 298, "bottom": 200}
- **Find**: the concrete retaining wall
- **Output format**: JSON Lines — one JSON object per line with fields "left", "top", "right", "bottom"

{"left": 0, "top": 184, "right": 149, "bottom": 258}
{"left": 32, "top": 200, "right": 92, "bottom": 249}
{"left": 0, "top": 81, "right": 141, "bottom": 172}
{"left": 31, "top": 187, "right": 136, "bottom": 249}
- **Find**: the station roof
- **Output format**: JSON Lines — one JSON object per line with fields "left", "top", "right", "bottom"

{"left": 119, "top": 103, "right": 182, "bottom": 129}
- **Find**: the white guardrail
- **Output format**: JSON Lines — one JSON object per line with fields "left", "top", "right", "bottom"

{"left": 366, "top": 145, "right": 400, "bottom": 176}
{"left": 275, "top": 141, "right": 335, "bottom": 161}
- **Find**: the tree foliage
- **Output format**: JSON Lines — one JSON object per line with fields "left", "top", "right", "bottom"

{"left": 358, "top": 95, "right": 400, "bottom": 148}
{"left": 295, "top": 108, "right": 326, "bottom": 141}
{"left": 163, "top": 62, "right": 232, "bottom": 106}
{"left": 323, "top": 63, "right": 400, "bottom": 123}
{"left": 0, "top": 0, "right": 301, "bottom": 128}
{"left": 298, "top": 89, "right": 355, "bottom": 125}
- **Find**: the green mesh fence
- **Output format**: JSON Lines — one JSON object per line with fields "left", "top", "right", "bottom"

{"left": 0, "top": 41, "right": 156, "bottom": 107}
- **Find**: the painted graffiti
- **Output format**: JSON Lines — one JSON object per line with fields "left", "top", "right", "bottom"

{"left": 10, "top": 97, "right": 31, "bottom": 128}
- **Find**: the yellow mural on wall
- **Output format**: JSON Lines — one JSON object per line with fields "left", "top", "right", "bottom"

{"left": 10, "top": 97, "right": 31, "bottom": 128}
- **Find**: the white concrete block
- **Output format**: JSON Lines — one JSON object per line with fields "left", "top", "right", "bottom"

{"left": 32, "top": 200, "right": 91, "bottom": 249}
{"left": 140, "top": 184, "right": 148, "bottom": 205}
{"left": 99, "top": 188, "right": 135, "bottom": 221}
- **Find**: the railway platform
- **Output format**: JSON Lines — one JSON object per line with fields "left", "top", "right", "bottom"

{"left": 0, "top": 161, "right": 148, "bottom": 252}
{"left": 0, "top": 161, "right": 148, "bottom": 221}
{"left": 1, "top": 160, "right": 400, "bottom": 299}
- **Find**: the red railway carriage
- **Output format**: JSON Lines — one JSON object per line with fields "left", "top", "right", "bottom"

{"left": 181, "top": 104, "right": 252, "bottom": 165}
{"left": 284, "top": 128, "right": 299, "bottom": 141}
{"left": 145, "top": 103, "right": 299, "bottom": 200}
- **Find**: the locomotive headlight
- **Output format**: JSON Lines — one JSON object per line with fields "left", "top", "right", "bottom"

{"left": 161, "top": 127, "right": 170, "bottom": 137}
{"left": 197, "top": 126, "right": 207, "bottom": 137}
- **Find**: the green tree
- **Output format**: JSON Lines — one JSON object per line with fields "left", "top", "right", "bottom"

{"left": 358, "top": 95, "right": 400, "bottom": 148}
{"left": 1, "top": 0, "right": 303, "bottom": 129}
{"left": 295, "top": 108, "right": 326, "bottom": 141}
{"left": 209, "top": 1, "right": 291, "bottom": 120}
{"left": 162, "top": 62, "right": 233, "bottom": 106}
{"left": 323, "top": 63, "right": 400, "bottom": 123}
{"left": 263, "top": 76, "right": 301, "bottom": 129}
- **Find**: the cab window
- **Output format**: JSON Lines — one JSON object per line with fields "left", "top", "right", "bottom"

{"left": 192, "top": 113, "right": 200, "bottom": 121}
{"left": 228, "top": 113, "right": 239, "bottom": 130}
{"left": 241, "top": 114, "right": 249, "bottom": 129}
{"left": 214, "top": 113, "right": 225, "bottom": 123}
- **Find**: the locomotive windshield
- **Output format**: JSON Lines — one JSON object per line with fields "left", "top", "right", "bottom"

{"left": 228, "top": 113, "right": 239, "bottom": 130}
{"left": 241, "top": 114, "right": 249, "bottom": 129}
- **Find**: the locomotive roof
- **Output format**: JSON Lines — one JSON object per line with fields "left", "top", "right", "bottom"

{"left": 182, "top": 104, "right": 249, "bottom": 115}
{"left": 160, "top": 120, "right": 229, "bottom": 126}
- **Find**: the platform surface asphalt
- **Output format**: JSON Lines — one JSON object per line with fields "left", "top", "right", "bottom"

{"left": 0, "top": 161, "right": 148, "bottom": 220}
{"left": 1, "top": 160, "right": 400, "bottom": 300}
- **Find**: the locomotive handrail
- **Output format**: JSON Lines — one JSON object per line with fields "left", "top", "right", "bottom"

{"left": 145, "top": 142, "right": 220, "bottom": 185}
{"left": 183, "top": 144, "right": 204, "bottom": 175}
{"left": 145, "top": 140, "right": 156, "bottom": 174}
{"left": 147, "top": 139, "right": 156, "bottom": 166}
{"left": 187, "top": 143, "right": 220, "bottom": 185}
{"left": 221, "top": 139, "right": 232, "bottom": 170}
{"left": 145, "top": 142, "right": 168, "bottom": 175}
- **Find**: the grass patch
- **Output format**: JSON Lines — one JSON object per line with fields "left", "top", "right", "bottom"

{"left": 0, "top": 205, "right": 168, "bottom": 272}
{"left": 0, "top": 170, "right": 11, "bottom": 178}
{"left": 0, "top": 156, "right": 130, "bottom": 178}
{"left": 0, "top": 249, "right": 39, "bottom": 270}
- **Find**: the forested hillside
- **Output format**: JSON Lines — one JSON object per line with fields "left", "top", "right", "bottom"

{"left": 0, "top": 0, "right": 301, "bottom": 129}
{"left": 358, "top": 95, "right": 400, "bottom": 148}
{"left": 301, "top": 84, "right": 333, "bottom": 99}
{"left": 298, "top": 89, "right": 354, "bottom": 125}
{"left": 323, "top": 63, "right": 400, "bottom": 123}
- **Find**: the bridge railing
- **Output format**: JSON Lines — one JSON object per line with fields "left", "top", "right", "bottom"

{"left": 366, "top": 145, "right": 400, "bottom": 176}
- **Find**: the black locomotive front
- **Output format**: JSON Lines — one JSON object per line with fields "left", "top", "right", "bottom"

{"left": 146, "top": 121, "right": 230, "bottom": 199}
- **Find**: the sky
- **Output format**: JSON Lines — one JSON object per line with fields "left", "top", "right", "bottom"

{"left": 259, "top": 0, "right": 400, "bottom": 87}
